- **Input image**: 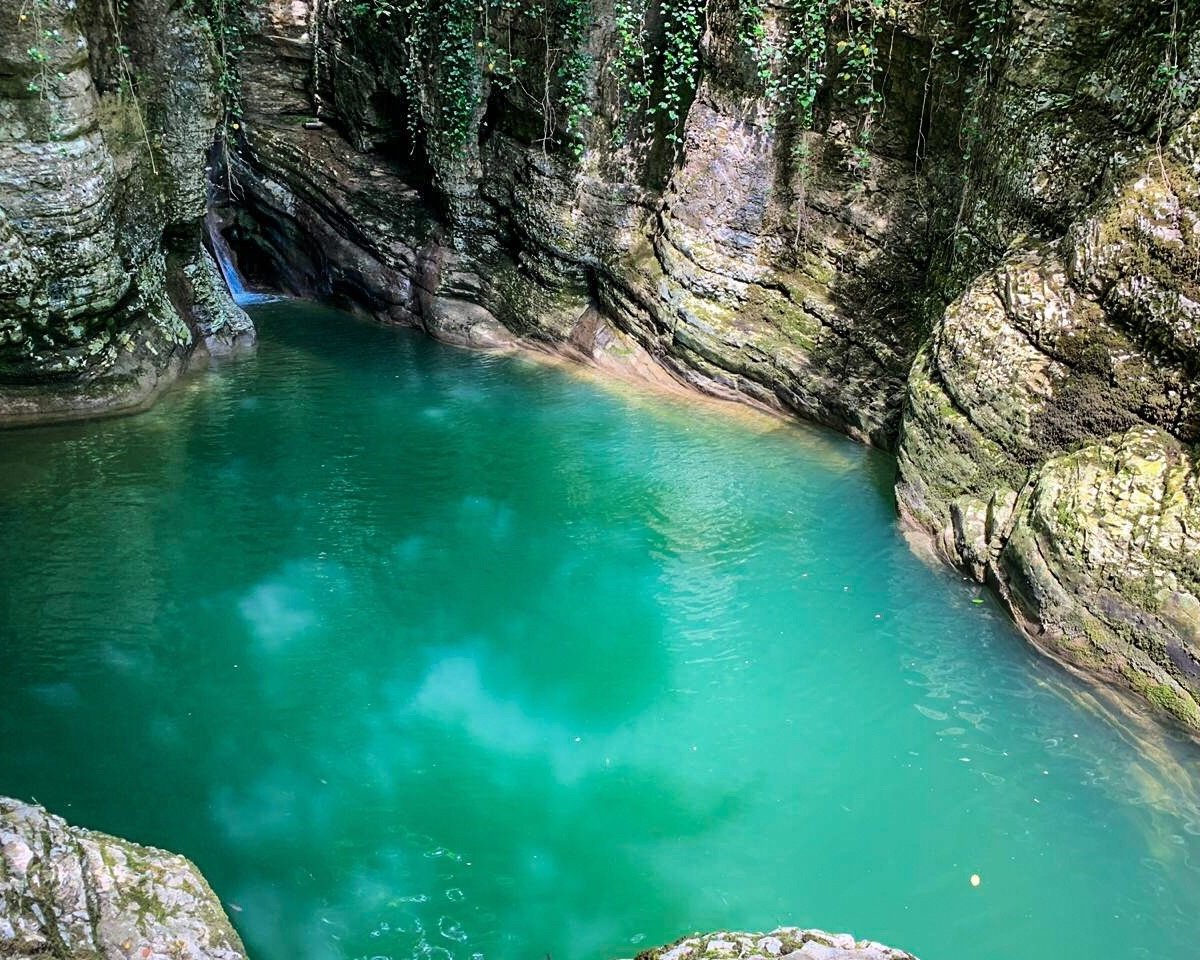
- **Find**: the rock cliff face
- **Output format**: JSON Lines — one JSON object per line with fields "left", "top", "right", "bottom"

{"left": 0, "top": 797, "right": 246, "bottom": 960}
{"left": 0, "top": 0, "right": 253, "bottom": 425}
{"left": 217, "top": 0, "right": 1200, "bottom": 730}
{"left": 894, "top": 2, "right": 1200, "bottom": 728}
{"left": 0, "top": 0, "right": 1196, "bottom": 731}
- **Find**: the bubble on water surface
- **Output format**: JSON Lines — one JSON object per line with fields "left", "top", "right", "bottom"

{"left": 439, "top": 918, "right": 468, "bottom": 942}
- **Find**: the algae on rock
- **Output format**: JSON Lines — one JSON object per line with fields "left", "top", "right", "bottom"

{"left": 0, "top": 797, "right": 247, "bottom": 960}
{"left": 0, "top": 0, "right": 253, "bottom": 425}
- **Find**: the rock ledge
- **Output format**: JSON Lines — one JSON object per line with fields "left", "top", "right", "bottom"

{"left": 634, "top": 928, "right": 917, "bottom": 960}
{"left": 0, "top": 797, "right": 246, "bottom": 960}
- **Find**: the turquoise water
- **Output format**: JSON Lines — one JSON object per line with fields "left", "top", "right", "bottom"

{"left": 1, "top": 300, "right": 1199, "bottom": 960}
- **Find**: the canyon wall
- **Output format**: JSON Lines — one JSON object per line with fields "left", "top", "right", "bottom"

{"left": 0, "top": 0, "right": 253, "bottom": 425}
{"left": 0, "top": 0, "right": 1196, "bottom": 731}
{"left": 223, "top": 0, "right": 1200, "bottom": 730}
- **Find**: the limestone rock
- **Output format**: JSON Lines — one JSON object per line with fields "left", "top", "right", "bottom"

{"left": 0, "top": 797, "right": 246, "bottom": 960}
{"left": 1000, "top": 427, "right": 1200, "bottom": 725}
{"left": 0, "top": 0, "right": 253, "bottom": 423}
{"left": 633, "top": 928, "right": 916, "bottom": 960}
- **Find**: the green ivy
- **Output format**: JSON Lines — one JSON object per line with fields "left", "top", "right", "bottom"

{"left": 737, "top": 0, "right": 889, "bottom": 169}
{"left": 344, "top": 0, "right": 593, "bottom": 174}
{"left": 196, "top": 0, "right": 248, "bottom": 189}
{"left": 17, "top": 0, "right": 62, "bottom": 101}
{"left": 611, "top": 0, "right": 651, "bottom": 140}
{"left": 558, "top": 0, "right": 594, "bottom": 155}
{"left": 835, "top": 0, "right": 884, "bottom": 172}
{"left": 654, "top": 0, "right": 705, "bottom": 150}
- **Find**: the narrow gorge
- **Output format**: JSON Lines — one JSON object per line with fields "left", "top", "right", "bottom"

{"left": 3, "top": 0, "right": 1197, "bottom": 732}
{"left": 2, "top": 1, "right": 1199, "bottom": 958}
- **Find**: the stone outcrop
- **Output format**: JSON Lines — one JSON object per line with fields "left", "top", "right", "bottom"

{"left": 633, "top": 928, "right": 916, "bottom": 960}
{"left": 895, "top": 1, "right": 1200, "bottom": 727}
{"left": 0, "top": 797, "right": 246, "bottom": 960}
{"left": 0, "top": 0, "right": 253, "bottom": 425}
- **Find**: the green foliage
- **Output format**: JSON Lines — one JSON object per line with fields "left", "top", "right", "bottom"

{"left": 735, "top": 0, "right": 887, "bottom": 176}
{"left": 429, "top": 0, "right": 479, "bottom": 160}
{"left": 292, "top": 0, "right": 1017, "bottom": 186}
{"left": 607, "top": 0, "right": 706, "bottom": 160}
{"left": 558, "top": 0, "right": 594, "bottom": 155}
{"left": 834, "top": 0, "right": 884, "bottom": 171}
{"left": 345, "top": 0, "right": 593, "bottom": 173}
{"left": 1147, "top": 0, "right": 1198, "bottom": 146}
{"left": 656, "top": 0, "right": 704, "bottom": 148}
{"left": 197, "top": 0, "right": 247, "bottom": 188}
{"left": 611, "top": 0, "right": 651, "bottom": 136}
{"left": 17, "top": 0, "right": 63, "bottom": 100}
{"left": 949, "top": 0, "right": 1008, "bottom": 165}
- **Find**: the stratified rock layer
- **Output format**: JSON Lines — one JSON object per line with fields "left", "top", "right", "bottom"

{"left": 0, "top": 797, "right": 247, "bottom": 960}
{"left": 0, "top": 0, "right": 253, "bottom": 425}
{"left": 214, "top": 0, "right": 1200, "bottom": 731}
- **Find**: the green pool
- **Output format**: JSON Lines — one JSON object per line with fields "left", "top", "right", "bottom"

{"left": 1, "top": 300, "right": 1197, "bottom": 960}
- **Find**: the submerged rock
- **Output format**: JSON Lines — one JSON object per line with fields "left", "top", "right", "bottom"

{"left": 0, "top": 797, "right": 246, "bottom": 960}
{"left": 633, "top": 929, "right": 917, "bottom": 960}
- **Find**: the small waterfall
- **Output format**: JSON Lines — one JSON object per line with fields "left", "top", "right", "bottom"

{"left": 204, "top": 212, "right": 274, "bottom": 306}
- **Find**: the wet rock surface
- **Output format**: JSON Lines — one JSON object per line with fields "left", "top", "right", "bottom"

{"left": 0, "top": 0, "right": 253, "bottom": 424}
{"left": 0, "top": 797, "right": 246, "bottom": 960}
{"left": 633, "top": 928, "right": 917, "bottom": 960}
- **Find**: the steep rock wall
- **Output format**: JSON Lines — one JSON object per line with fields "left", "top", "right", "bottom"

{"left": 895, "top": 0, "right": 1200, "bottom": 726}
{"left": 221, "top": 0, "right": 957, "bottom": 441}
{"left": 0, "top": 0, "right": 253, "bottom": 425}
{"left": 218, "top": 0, "right": 1200, "bottom": 731}
{"left": 0, "top": 0, "right": 1196, "bottom": 732}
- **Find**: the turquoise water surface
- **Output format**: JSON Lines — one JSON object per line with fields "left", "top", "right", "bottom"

{"left": 1, "top": 300, "right": 1198, "bottom": 960}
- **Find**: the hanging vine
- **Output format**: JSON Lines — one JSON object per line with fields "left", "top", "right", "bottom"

{"left": 17, "top": 0, "right": 61, "bottom": 103}
{"left": 654, "top": 0, "right": 705, "bottom": 152}
{"left": 735, "top": 0, "right": 889, "bottom": 168}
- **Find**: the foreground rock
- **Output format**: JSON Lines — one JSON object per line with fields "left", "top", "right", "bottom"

{"left": 634, "top": 929, "right": 916, "bottom": 960}
{"left": 0, "top": 797, "right": 246, "bottom": 960}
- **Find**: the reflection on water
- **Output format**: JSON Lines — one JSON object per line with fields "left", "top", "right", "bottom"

{"left": 1, "top": 301, "right": 1199, "bottom": 960}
